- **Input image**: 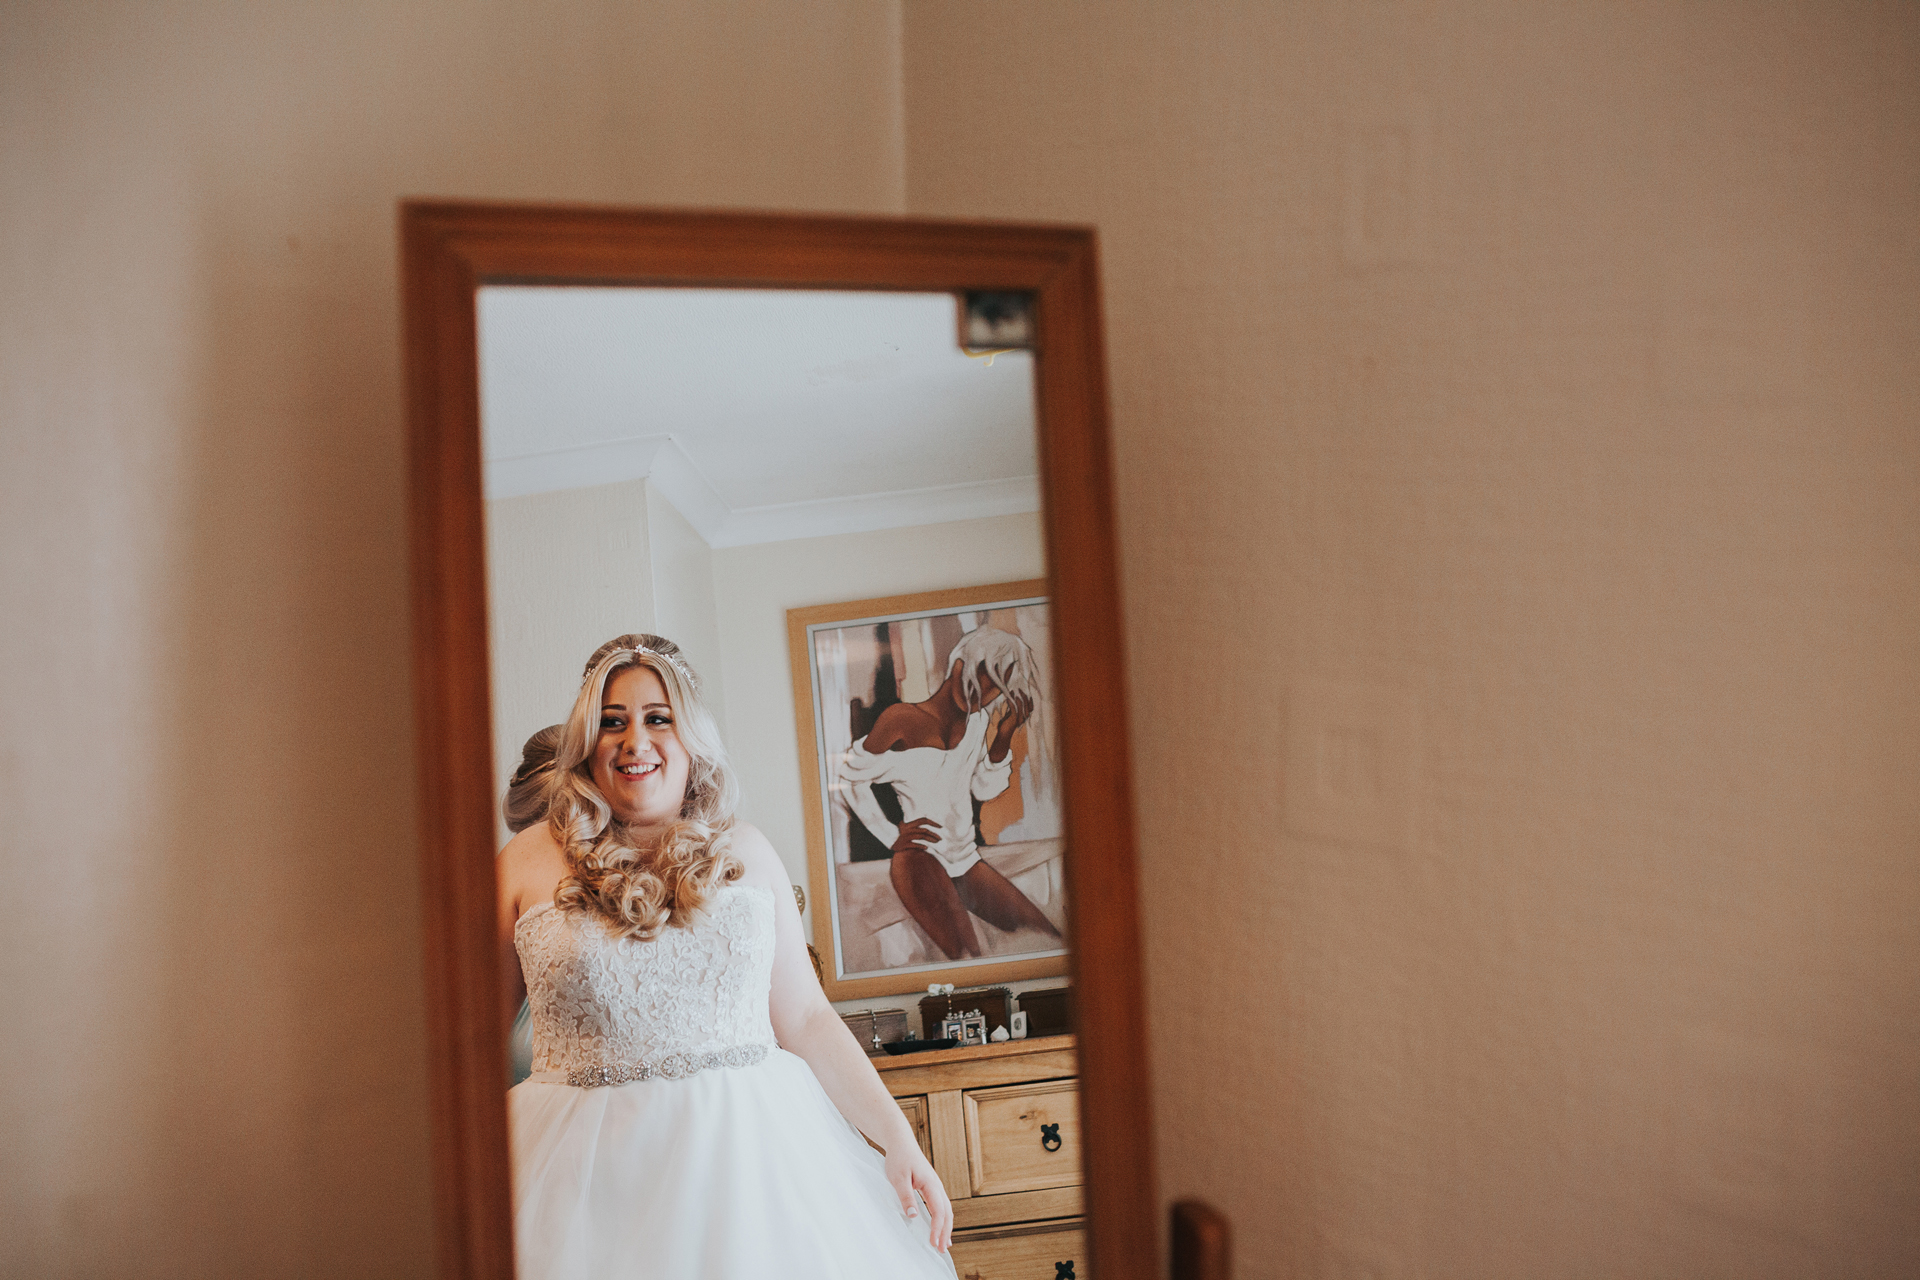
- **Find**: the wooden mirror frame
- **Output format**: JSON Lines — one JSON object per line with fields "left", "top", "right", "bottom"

{"left": 401, "top": 202, "right": 1155, "bottom": 1280}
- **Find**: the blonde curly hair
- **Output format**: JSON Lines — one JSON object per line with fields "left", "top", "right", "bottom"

{"left": 546, "top": 634, "right": 741, "bottom": 939}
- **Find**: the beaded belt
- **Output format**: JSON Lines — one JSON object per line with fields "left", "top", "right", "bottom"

{"left": 563, "top": 1042, "right": 771, "bottom": 1089}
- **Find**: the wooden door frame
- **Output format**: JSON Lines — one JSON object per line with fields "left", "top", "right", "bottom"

{"left": 400, "top": 202, "right": 1155, "bottom": 1280}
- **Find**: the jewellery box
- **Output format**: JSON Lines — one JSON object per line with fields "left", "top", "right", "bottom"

{"left": 839, "top": 1008, "right": 909, "bottom": 1055}
{"left": 1014, "top": 986, "right": 1073, "bottom": 1039}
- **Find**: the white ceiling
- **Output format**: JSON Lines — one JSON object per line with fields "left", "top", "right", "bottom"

{"left": 477, "top": 287, "right": 1039, "bottom": 547}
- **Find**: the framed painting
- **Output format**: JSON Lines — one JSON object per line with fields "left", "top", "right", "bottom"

{"left": 787, "top": 579, "right": 1069, "bottom": 1000}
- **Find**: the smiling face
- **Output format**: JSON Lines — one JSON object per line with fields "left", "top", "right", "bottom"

{"left": 589, "top": 664, "right": 693, "bottom": 830}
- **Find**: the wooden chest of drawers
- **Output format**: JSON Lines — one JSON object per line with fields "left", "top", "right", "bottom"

{"left": 874, "top": 1035, "right": 1085, "bottom": 1280}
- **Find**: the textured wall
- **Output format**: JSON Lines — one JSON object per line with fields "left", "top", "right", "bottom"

{"left": 0, "top": 2, "right": 903, "bottom": 1276}
{"left": 905, "top": 3, "right": 1919, "bottom": 1276}
{"left": 6, "top": 3, "right": 1916, "bottom": 1276}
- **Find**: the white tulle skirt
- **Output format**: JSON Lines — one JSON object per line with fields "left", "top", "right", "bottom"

{"left": 509, "top": 1048, "right": 957, "bottom": 1279}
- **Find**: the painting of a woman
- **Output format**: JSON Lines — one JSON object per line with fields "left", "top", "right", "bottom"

{"left": 839, "top": 625, "right": 1061, "bottom": 960}
{"left": 795, "top": 585, "right": 1067, "bottom": 991}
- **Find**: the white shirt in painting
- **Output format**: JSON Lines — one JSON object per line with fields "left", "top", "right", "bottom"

{"left": 837, "top": 708, "right": 1012, "bottom": 877}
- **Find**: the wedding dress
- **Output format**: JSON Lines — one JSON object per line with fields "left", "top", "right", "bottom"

{"left": 509, "top": 881, "right": 956, "bottom": 1279}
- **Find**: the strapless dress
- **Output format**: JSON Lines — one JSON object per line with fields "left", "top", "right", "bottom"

{"left": 510, "top": 882, "right": 955, "bottom": 1279}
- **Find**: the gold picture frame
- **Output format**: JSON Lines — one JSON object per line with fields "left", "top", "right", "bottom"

{"left": 787, "top": 578, "right": 1070, "bottom": 1001}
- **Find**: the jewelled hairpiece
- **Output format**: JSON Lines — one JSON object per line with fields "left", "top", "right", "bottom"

{"left": 584, "top": 644, "right": 700, "bottom": 695}
{"left": 509, "top": 758, "right": 556, "bottom": 787}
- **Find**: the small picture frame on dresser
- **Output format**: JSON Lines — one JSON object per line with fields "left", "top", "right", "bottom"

{"left": 920, "top": 987, "right": 1012, "bottom": 1040}
{"left": 940, "top": 1012, "right": 989, "bottom": 1047}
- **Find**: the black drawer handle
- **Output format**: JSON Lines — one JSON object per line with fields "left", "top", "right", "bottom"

{"left": 1040, "top": 1123, "right": 1062, "bottom": 1153}
{"left": 1054, "top": 1262, "right": 1075, "bottom": 1280}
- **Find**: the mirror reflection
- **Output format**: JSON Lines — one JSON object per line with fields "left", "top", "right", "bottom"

{"left": 478, "top": 287, "right": 1086, "bottom": 1280}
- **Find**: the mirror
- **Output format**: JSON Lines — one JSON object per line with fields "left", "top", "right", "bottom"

{"left": 403, "top": 205, "right": 1153, "bottom": 1280}
{"left": 482, "top": 284, "right": 1076, "bottom": 1272}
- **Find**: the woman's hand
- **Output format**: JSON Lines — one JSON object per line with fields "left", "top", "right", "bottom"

{"left": 988, "top": 689, "right": 1033, "bottom": 759}
{"left": 884, "top": 1142, "right": 953, "bottom": 1253}
{"left": 744, "top": 820, "right": 956, "bottom": 1253}
{"left": 890, "top": 815, "right": 943, "bottom": 857}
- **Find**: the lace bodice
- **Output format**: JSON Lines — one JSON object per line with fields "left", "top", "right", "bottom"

{"left": 515, "top": 882, "right": 778, "bottom": 1082}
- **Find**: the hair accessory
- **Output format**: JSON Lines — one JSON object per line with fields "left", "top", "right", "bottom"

{"left": 510, "top": 757, "right": 556, "bottom": 787}
{"left": 585, "top": 643, "right": 700, "bottom": 694}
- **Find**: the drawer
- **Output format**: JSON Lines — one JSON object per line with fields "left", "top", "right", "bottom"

{"left": 895, "top": 1094, "right": 934, "bottom": 1163}
{"left": 962, "top": 1079, "right": 1081, "bottom": 1197}
{"left": 950, "top": 1218, "right": 1086, "bottom": 1280}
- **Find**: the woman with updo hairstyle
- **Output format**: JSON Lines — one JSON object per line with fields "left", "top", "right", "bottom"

{"left": 496, "top": 633, "right": 954, "bottom": 1280}
{"left": 503, "top": 723, "right": 563, "bottom": 834}
{"left": 502, "top": 724, "right": 564, "bottom": 1088}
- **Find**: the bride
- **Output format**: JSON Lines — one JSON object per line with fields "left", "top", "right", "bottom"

{"left": 496, "top": 634, "right": 956, "bottom": 1279}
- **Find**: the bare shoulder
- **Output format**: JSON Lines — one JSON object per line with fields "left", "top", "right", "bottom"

{"left": 499, "top": 823, "right": 568, "bottom": 913}
{"left": 500, "top": 821, "right": 565, "bottom": 873}
{"left": 728, "top": 821, "right": 781, "bottom": 872}
{"left": 727, "top": 823, "right": 791, "bottom": 889}
{"left": 863, "top": 700, "right": 936, "bottom": 752}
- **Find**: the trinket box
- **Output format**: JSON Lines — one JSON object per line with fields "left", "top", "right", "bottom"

{"left": 918, "top": 986, "right": 1012, "bottom": 1041}
{"left": 1015, "top": 986, "right": 1073, "bottom": 1038}
{"left": 839, "top": 1007, "right": 909, "bottom": 1055}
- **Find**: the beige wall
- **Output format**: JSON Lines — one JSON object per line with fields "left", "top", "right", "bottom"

{"left": 906, "top": 3, "right": 1920, "bottom": 1276}
{"left": 0, "top": 2, "right": 903, "bottom": 1276}
{"left": 6, "top": 2, "right": 1917, "bottom": 1277}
